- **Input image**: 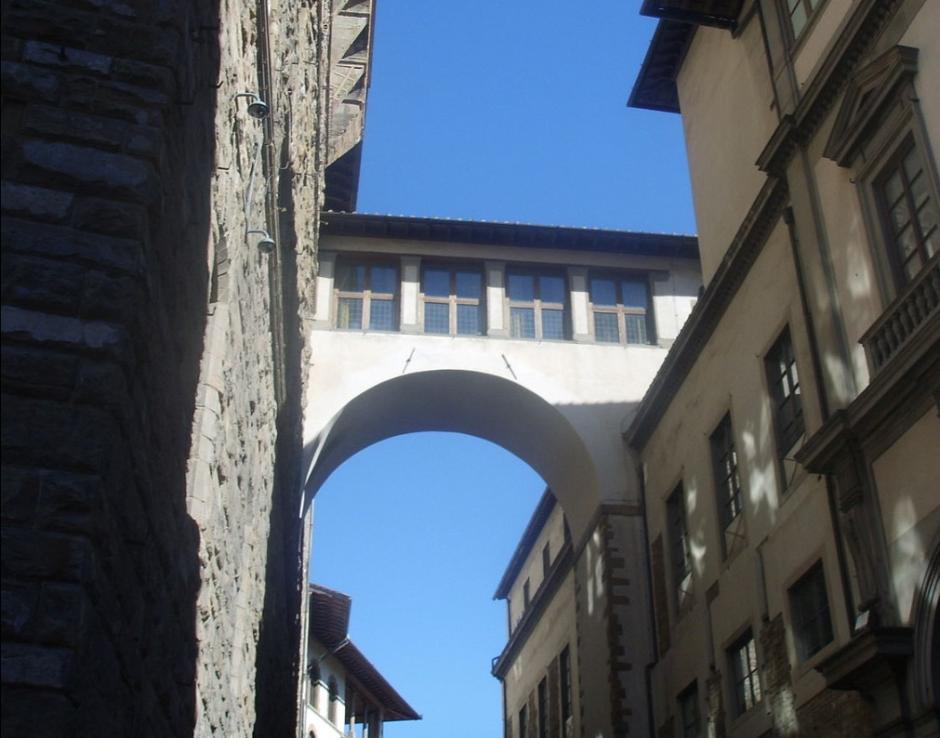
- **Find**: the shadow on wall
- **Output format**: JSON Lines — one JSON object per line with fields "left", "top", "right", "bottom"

{"left": 0, "top": 1, "right": 221, "bottom": 734}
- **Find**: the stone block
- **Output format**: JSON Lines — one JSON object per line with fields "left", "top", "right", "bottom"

{"left": 1, "top": 306, "right": 129, "bottom": 357}
{"left": 1, "top": 466, "right": 42, "bottom": 524}
{"left": 0, "top": 685, "right": 75, "bottom": 736}
{"left": 1, "top": 581, "right": 39, "bottom": 640}
{"left": 20, "top": 140, "right": 159, "bottom": 204}
{"left": 72, "top": 196, "right": 147, "bottom": 239}
{"left": 1, "top": 254, "right": 84, "bottom": 314}
{"left": 0, "top": 61, "right": 60, "bottom": 102}
{"left": 23, "top": 41, "right": 113, "bottom": 75}
{"left": 0, "top": 182, "right": 73, "bottom": 222}
{"left": 0, "top": 528, "right": 93, "bottom": 583}
{"left": 0, "top": 345, "right": 79, "bottom": 399}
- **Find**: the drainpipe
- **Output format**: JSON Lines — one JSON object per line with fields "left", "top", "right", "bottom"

{"left": 783, "top": 207, "right": 856, "bottom": 628}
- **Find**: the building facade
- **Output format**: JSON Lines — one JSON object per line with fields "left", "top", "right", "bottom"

{"left": 628, "top": 1, "right": 939, "bottom": 736}
{"left": 302, "top": 585, "right": 419, "bottom": 738}
{"left": 492, "top": 491, "right": 579, "bottom": 738}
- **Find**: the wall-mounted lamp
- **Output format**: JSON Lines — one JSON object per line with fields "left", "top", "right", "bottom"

{"left": 248, "top": 229, "right": 276, "bottom": 254}
{"left": 234, "top": 92, "right": 270, "bottom": 120}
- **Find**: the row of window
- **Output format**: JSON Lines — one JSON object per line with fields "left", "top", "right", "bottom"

{"left": 332, "top": 259, "right": 656, "bottom": 345}
{"left": 517, "top": 645, "right": 573, "bottom": 738}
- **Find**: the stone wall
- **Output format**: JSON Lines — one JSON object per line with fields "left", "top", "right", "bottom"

{"left": 1, "top": 0, "right": 328, "bottom": 735}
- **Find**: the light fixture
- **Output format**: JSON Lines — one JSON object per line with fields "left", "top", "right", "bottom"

{"left": 234, "top": 92, "right": 270, "bottom": 120}
{"left": 248, "top": 229, "right": 276, "bottom": 254}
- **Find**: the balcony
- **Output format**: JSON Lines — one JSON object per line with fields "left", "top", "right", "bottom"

{"left": 861, "top": 253, "right": 940, "bottom": 374}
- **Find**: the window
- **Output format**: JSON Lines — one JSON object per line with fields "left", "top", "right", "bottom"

{"left": 537, "top": 678, "right": 548, "bottom": 738}
{"left": 589, "top": 273, "right": 652, "bottom": 345}
{"left": 728, "top": 632, "right": 761, "bottom": 716}
{"left": 421, "top": 263, "right": 485, "bottom": 335}
{"left": 542, "top": 542, "right": 551, "bottom": 578}
{"left": 789, "top": 562, "right": 834, "bottom": 661}
{"left": 519, "top": 703, "right": 528, "bottom": 738}
{"left": 506, "top": 268, "right": 569, "bottom": 340}
{"left": 327, "top": 676, "right": 339, "bottom": 724}
{"left": 710, "top": 413, "right": 744, "bottom": 556}
{"left": 523, "top": 578, "right": 531, "bottom": 609}
{"left": 765, "top": 327, "right": 804, "bottom": 458}
{"left": 678, "top": 682, "right": 701, "bottom": 738}
{"left": 783, "top": 0, "right": 818, "bottom": 41}
{"left": 875, "top": 137, "right": 938, "bottom": 284}
{"left": 335, "top": 259, "right": 399, "bottom": 331}
{"left": 307, "top": 661, "right": 321, "bottom": 707}
{"left": 666, "top": 485, "right": 692, "bottom": 603}
{"left": 559, "top": 646, "right": 572, "bottom": 737}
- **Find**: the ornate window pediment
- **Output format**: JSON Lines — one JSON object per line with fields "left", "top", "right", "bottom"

{"left": 824, "top": 46, "right": 918, "bottom": 167}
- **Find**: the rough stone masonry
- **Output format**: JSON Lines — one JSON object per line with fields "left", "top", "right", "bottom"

{"left": 1, "top": 0, "right": 342, "bottom": 735}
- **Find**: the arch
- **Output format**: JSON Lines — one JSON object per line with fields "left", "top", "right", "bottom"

{"left": 303, "top": 369, "right": 603, "bottom": 539}
{"left": 912, "top": 530, "right": 940, "bottom": 712}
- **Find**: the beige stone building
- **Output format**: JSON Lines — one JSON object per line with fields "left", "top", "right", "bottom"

{"left": 626, "top": 0, "right": 939, "bottom": 736}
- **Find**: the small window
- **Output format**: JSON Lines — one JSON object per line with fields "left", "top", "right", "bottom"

{"left": 678, "top": 681, "right": 701, "bottom": 738}
{"left": 589, "top": 273, "right": 652, "bottom": 345}
{"left": 728, "top": 631, "right": 761, "bottom": 716}
{"left": 559, "top": 646, "right": 572, "bottom": 737}
{"left": 421, "top": 263, "right": 485, "bottom": 336}
{"left": 307, "top": 661, "right": 321, "bottom": 707}
{"left": 765, "top": 327, "right": 804, "bottom": 458}
{"left": 537, "top": 678, "right": 548, "bottom": 738}
{"left": 335, "top": 259, "right": 399, "bottom": 332}
{"left": 523, "top": 578, "right": 531, "bottom": 609}
{"left": 506, "top": 268, "right": 569, "bottom": 340}
{"left": 327, "top": 676, "right": 339, "bottom": 724}
{"left": 519, "top": 703, "right": 529, "bottom": 738}
{"left": 542, "top": 542, "right": 551, "bottom": 578}
{"left": 783, "top": 0, "right": 818, "bottom": 41}
{"left": 789, "top": 562, "right": 834, "bottom": 661}
{"left": 666, "top": 485, "right": 692, "bottom": 604}
{"left": 710, "top": 413, "right": 744, "bottom": 557}
{"left": 875, "top": 137, "right": 938, "bottom": 284}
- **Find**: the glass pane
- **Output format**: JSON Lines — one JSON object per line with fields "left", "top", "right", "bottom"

{"left": 897, "top": 225, "right": 917, "bottom": 257}
{"left": 590, "top": 277, "right": 617, "bottom": 306}
{"left": 903, "top": 147, "right": 923, "bottom": 182}
{"left": 594, "top": 312, "right": 620, "bottom": 343}
{"left": 542, "top": 309, "right": 565, "bottom": 340}
{"left": 903, "top": 252, "right": 923, "bottom": 280}
{"left": 925, "top": 228, "right": 937, "bottom": 258}
{"left": 890, "top": 199, "right": 911, "bottom": 231}
{"left": 539, "top": 274, "right": 566, "bottom": 304}
{"left": 456, "top": 303, "right": 482, "bottom": 335}
{"left": 507, "top": 272, "right": 535, "bottom": 301}
{"left": 337, "top": 297, "right": 363, "bottom": 329}
{"left": 917, "top": 202, "right": 937, "bottom": 238}
{"left": 370, "top": 264, "right": 397, "bottom": 294}
{"left": 455, "top": 270, "right": 482, "bottom": 299}
{"left": 621, "top": 279, "right": 648, "bottom": 309}
{"left": 424, "top": 302, "right": 450, "bottom": 334}
{"left": 625, "top": 314, "right": 649, "bottom": 344}
{"left": 510, "top": 307, "right": 535, "bottom": 338}
{"left": 910, "top": 171, "right": 929, "bottom": 208}
{"left": 790, "top": 3, "right": 808, "bottom": 37}
{"left": 423, "top": 267, "right": 450, "bottom": 297}
{"left": 370, "top": 298, "right": 396, "bottom": 330}
{"left": 883, "top": 172, "right": 904, "bottom": 206}
{"left": 336, "top": 263, "right": 366, "bottom": 292}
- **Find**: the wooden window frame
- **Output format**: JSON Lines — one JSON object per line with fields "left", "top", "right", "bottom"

{"left": 778, "top": 0, "right": 824, "bottom": 49}
{"left": 505, "top": 266, "right": 571, "bottom": 341}
{"left": 710, "top": 413, "right": 745, "bottom": 559}
{"left": 333, "top": 257, "right": 400, "bottom": 332}
{"left": 419, "top": 262, "right": 486, "bottom": 336}
{"left": 587, "top": 271, "right": 654, "bottom": 346}
{"left": 788, "top": 561, "right": 834, "bottom": 662}
{"left": 727, "top": 630, "right": 762, "bottom": 717}
{"left": 764, "top": 326, "right": 805, "bottom": 461}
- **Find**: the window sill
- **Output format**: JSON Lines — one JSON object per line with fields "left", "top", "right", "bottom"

{"left": 792, "top": 637, "right": 839, "bottom": 680}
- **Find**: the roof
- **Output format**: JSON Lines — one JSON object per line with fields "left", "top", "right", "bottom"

{"left": 309, "top": 584, "right": 420, "bottom": 721}
{"left": 493, "top": 489, "right": 556, "bottom": 600}
{"left": 628, "top": 1, "right": 744, "bottom": 113}
{"left": 320, "top": 212, "right": 699, "bottom": 260}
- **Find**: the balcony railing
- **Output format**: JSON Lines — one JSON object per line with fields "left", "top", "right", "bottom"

{"left": 862, "top": 253, "right": 940, "bottom": 374}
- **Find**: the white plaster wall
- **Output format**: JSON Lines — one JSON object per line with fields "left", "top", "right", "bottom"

{"left": 304, "top": 650, "right": 348, "bottom": 738}
{"left": 903, "top": 2, "right": 940, "bottom": 153}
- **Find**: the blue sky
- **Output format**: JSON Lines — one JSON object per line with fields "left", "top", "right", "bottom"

{"left": 311, "top": 2, "right": 696, "bottom": 737}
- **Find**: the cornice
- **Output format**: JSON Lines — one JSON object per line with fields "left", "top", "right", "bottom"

{"left": 757, "top": 0, "right": 905, "bottom": 175}
{"left": 627, "top": 176, "right": 789, "bottom": 450}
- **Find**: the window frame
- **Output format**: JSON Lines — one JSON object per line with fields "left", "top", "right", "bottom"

{"left": 419, "top": 261, "right": 486, "bottom": 337}
{"left": 666, "top": 484, "right": 693, "bottom": 610}
{"left": 764, "top": 326, "right": 805, "bottom": 462}
{"left": 727, "top": 630, "right": 762, "bottom": 717}
{"left": 333, "top": 257, "right": 400, "bottom": 332}
{"left": 788, "top": 560, "right": 835, "bottom": 663}
{"left": 505, "top": 266, "right": 571, "bottom": 341}
{"left": 587, "top": 271, "right": 654, "bottom": 346}
{"left": 559, "top": 645, "right": 572, "bottom": 738}
{"left": 537, "top": 677, "right": 548, "bottom": 738}
{"left": 710, "top": 413, "right": 745, "bottom": 559}
{"left": 327, "top": 676, "right": 340, "bottom": 724}
{"left": 678, "top": 681, "right": 701, "bottom": 738}
{"left": 518, "top": 703, "right": 529, "bottom": 738}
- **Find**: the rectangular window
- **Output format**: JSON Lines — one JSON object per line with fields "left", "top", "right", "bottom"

{"left": 523, "top": 578, "right": 531, "bottom": 610}
{"left": 789, "top": 562, "right": 834, "bottom": 662}
{"left": 421, "top": 264, "right": 484, "bottom": 336}
{"left": 537, "top": 678, "right": 548, "bottom": 738}
{"left": 335, "top": 259, "right": 399, "bottom": 332}
{"left": 678, "top": 682, "right": 701, "bottom": 738}
{"left": 710, "top": 414, "right": 743, "bottom": 555}
{"left": 666, "top": 485, "right": 692, "bottom": 604}
{"left": 542, "top": 542, "right": 551, "bottom": 578}
{"left": 559, "top": 646, "right": 572, "bottom": 737}
{"left": 765, "top": 327, "right": 804, "bottom": 458}
{"left": 728, "top": 631, "right": 761, "bottom": 716}
{"left": 589, "top": 273, "right": 652, "bottom": 345}
{"left": 875, "top": 137, "right": 938, "bottom": 284}
{"left": 519, "top": 704, "right": 528, "bottom": 738}
{"left": 507, "top": 268, "right": 569, "bottom": 340}
{"left": 783, "top": 0, "right": 817, "bottom": 41}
